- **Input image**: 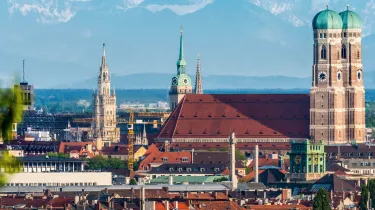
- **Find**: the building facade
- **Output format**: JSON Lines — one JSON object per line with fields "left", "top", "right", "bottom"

{"left": 92, "top": 44, "right": 120, "bottom": 149}
{"left": 289, "top": 139, "right": 326, "bottom": 181}
{"left": 169, "top": 28, "right": 193, "bottom": 110}
{"left": 310, "top": 6, "right": 365, "bottom": 144}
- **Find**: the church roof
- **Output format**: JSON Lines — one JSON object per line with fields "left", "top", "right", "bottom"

{"left": 157, "top": 94, "right": 310, "bottom": 139}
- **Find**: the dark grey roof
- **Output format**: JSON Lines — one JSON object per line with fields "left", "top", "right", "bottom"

{"left": 18, "top": 156, "right": 83, "bottom": 162}
{"left": 148, "top": 163, "right": 227, "bottom": 174}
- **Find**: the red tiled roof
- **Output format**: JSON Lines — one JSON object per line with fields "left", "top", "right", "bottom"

{"left": 101, "top": 145, "right": 128, "bottom": 156}
{"left": 160, "top": 142, "right": 291, "bottom": 151}
{"left": 157, "top": 94, "right": 310, "bottom": 139}
{"left": 58, "top": 142, "right": 98, "bottom": 158}
{"left": 248, "top": 158, "right": 279, "bottom": 168}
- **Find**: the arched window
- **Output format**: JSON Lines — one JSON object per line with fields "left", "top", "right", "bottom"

{"left": 321, "top": 45, "right": 327, "bottom": 60}
{"left": 341, "top": 44, "right": 347, "bottom": 59}
{"left": 357, "top": 50, "right": 360, "bottom": 59}
{"left": 337, "top": 51, "right": 340, "bottom": 60}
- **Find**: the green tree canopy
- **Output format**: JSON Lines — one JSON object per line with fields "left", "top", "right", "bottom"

{"left": 369, "top": 179, "right": 375, "bottom": 209}
{"left": 313, "top": 188, "right": 330, "bottom": 210}
{"left": 85, "top": 156, "right": 125, "bottom": 170}
{"left": 47, "top": 152, "right": 69, "bottom": 159}
{"left": 359, "top": 185, "right": 369, "bottom": 210}
{"left": 129, "top": 178, "right": 137, "bottom": 185}
{"left": 0, "top": 83, "right": 23, "bottom": 186}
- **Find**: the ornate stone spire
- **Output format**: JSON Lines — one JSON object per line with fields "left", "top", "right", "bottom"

{"left": 176, "top": 26, "right": 187, "bottom": 74}
{"left": 194, "top": 54, "right": 203, "bottom": 94}
{"left": 101, "top": 43, "right": 107, "bottom": 68}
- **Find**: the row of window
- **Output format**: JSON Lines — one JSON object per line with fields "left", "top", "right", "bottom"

{"left": 320, "top": 44, "right": 359, "bottom": 60}
{"left": 315, "top": 32, "right": 361, "bottom": 39}
{"left": 3, "top": 182, "right": 97, "bottom": 187}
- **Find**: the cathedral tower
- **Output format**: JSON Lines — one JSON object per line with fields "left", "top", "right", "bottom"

{"left": 310, "top": 5, "right": 365, "bottom": 144}
{"left": 92, "top": 44, "right": 120, "bottom": 149}
{"left": 169, "top": 27, "right": 192, "bottom": 110}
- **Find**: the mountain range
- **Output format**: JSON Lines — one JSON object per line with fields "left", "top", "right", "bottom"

{"left": 1, "top": 0, "right": 375, "bottom": 89}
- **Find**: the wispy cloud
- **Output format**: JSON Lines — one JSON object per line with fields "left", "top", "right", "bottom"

{"left": 7, "top": 0, "right": 92, "bottom": 23}
{"left": 145, "top": 0, "right": 214, "bottom": 16}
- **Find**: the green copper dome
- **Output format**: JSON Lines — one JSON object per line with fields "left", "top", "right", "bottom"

{"left": 339, "top": 10, "right": 362, "bottom": 29}
{"left": 312, "top": 9, "right": 343, "bottom": 29}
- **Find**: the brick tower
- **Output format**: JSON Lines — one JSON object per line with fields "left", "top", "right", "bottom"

{"left": 310, "top": 5, "right": 365, "bottom": 144}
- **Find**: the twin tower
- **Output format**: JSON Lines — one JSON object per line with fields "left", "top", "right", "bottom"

{"left": 310, "top": 6, "right": 365, "bottom": 144}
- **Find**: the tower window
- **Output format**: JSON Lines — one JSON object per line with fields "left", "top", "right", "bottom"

{"left": 343, "top": 32, "right": 347, "bottom": 38}
{"left": 357, "top": 50, "right": 360, "bottom": 59}
{"left": 319, "top": 33, "right": 322, "bottom": 38}
{"left": 321, "top": 45, "right": 327, "bottom": 60}
{"left": 341, "top": 44, "right": 347, "bottom": 59}
{"left": 334, "top": 33, "right": 336, "bottom": 38}
{"left": 329, "top": 33, "right": 332, "bottom": 38}
{"left": 314, "top": 33, "right": 317, "bottom": 38}
{"left": 324, "top": 33, "right": 327, "bottom": 38}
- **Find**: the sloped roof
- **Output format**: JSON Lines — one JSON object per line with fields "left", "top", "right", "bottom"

{"left": 157, "top": 94, "right": 310, "bottom": 139}
{"left": 308, "top": 174, "right": 358, "bottom": 193}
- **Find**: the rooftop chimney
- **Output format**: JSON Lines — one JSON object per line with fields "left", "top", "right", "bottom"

{"left": 255, "top": 145, "right": 259, "bottom": 183}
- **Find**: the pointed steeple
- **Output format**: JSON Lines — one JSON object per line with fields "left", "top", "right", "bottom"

{"left": 176, "top": 26, "right": 187, "bottom": 74}
{"left": 101, "top": 43, "right": 107, "bottom": 68}
{"left": 194, "top": 54, "right": 203, "bottom": 94}
{"left": 142, "top": 124, "right": 147, "bottom": 139}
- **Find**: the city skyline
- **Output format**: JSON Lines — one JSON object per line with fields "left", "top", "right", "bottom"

{"left": 1, "top": 0, "right": 375, "bottom": 88}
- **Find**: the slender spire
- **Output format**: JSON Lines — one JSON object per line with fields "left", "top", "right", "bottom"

{"left": 346, "top": 5, "right": 350, "bottom": 10}
{"left": 325, "top": 4, "right": 329, "bottom": 10}
{"left": 194, "top": 54, "right": 203, "bottom": 94}
{"left": 101, "top": 43, "right": 107, "bottom": 68}
{"left": 176, "top": 26, "right": 187, "bottom": 74}
{"left": 143, "top": 124, "right": 147, "bottom": 138}
{"left": 22, "top": 60, "right": 26, "bottom": 83}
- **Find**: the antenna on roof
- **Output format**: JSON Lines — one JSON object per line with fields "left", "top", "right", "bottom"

{"left": 346, "top": 5, "right": 350, "bottom": 10}
{"left": 22, "top": 60, "right": 25, "bottom": 83}
{"left": 326, "top": 4, "right": 329, "bottom": 10}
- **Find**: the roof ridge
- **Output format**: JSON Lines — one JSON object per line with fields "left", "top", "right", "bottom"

{"left": 172, "top": 95, "right": 187, "bottom": 138}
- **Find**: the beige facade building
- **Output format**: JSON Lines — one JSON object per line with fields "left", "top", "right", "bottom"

{"left": 92, "top": 44, "right": 120, "bottom": 149}
{"left": 310, "top": 7, "right": 365, "bottom": 144}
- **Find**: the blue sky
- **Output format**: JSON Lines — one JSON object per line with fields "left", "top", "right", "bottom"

{"left": 1, "top": 0, "right": 375, "bottom": 88}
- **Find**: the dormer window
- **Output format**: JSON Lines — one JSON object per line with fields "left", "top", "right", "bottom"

{"left": 169, "top": 167, "right": 174, "bottom": 172}
{"left": 200, "top": 168, "right": 205, "bottom": 172}
{"left": 178, "top": 168, "right": 183, "bottom": 172}
{"left": 186, "top": 168, "right": 192, "bottom": 172}
{"left": 162, "top": 157, "right": 168, "bottom": 162}
{"left": 182, "top": 157, "right": 189, "bottom": 162}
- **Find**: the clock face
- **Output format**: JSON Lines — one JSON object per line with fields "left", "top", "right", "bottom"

{"left": 294, "top": 155, "right": 301, "bottom": 164}
{"left": 172, "top": 77, "right": 178, "bottom": 85}
{"left": 319, "top": 72, "right": 327, "bottom": 82}
{"left": 337, "top": 72, "right": 341, "bottom": 81}
{"left": 357, "top": 71, "right": 361, "bottom": 80}
{"left": 314, "top": 157, "right": 318, "bottom": 164}
{"left": 184, "top": 79, "right": 188, "bottom": 84}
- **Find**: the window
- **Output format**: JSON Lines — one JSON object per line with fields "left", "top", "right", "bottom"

{"left": 320, "top": 33, "right": 322, "bottom": 38}
{"left": 344, "top": 32, "right": 347, "bottom": 38}
{"left": 182, "top": 157, "right": 188, "bottom": 162}
{"left": 357, "top": 50, "right": 360, "bottom": 59}
{"left": 162, "top": 157, "right": 168, "bottom": 162}
{"left": 324, "top": 33, "right": 327, "bottom": 38}
{"left": 337, "top": 51, "right": 340, "bottom": 60}
{"left": 321, "top": 45, "right": 327, "bottom": 60}
{"left": 341, "top": 44, "right": 347, "bottom": 59}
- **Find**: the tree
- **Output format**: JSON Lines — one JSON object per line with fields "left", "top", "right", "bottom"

{"left": 133, "top": 161, "right": 140, "bottom": 171}
{"left": 47, "top": 152, "right": 69, "bottom": 159}
{"left": 86, "top": 156, "right": 125, "bottom": 170}
{"left": 129, "top": 178, "right": 137, "bottom": 185}
{"left": 360, "top": 185, "right": 369, "bottom": 210}
{"left": 0, "top": 83, "right": 23, "bottom": 186}
{"left": 368, "top": 179, "right": 375, "bottom": 208}
{"left": 313, "top": 188, "right": 330, "bottom": 210}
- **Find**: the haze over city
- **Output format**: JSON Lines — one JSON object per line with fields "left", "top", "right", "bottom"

{"left": 2, "top": 0, "right": 375, "bottom": 88}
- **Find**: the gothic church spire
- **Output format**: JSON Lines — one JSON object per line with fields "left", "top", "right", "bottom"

{"left": 194, "top": 54, "right": 203, "bottom": 94}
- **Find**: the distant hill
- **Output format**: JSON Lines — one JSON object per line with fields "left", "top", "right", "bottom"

{"left": 56, "top": 71, "right": 375, "bottom": 89}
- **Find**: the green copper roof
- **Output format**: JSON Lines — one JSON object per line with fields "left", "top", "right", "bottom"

{"left": 171, "top": 74, "right": 192, "bottom": 87}
{"left": 339, "top": 9, "right": 362, "bottom": 29}
{"left": 312, "top": 9, "right": 343, "bottom": 29}
{"left": 176, "top": 28, "right": 187, "bottom": 67}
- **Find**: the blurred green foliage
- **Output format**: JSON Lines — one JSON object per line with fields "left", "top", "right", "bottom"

{"left": 0, "top": 83, "right": 23, "bottom": 186}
